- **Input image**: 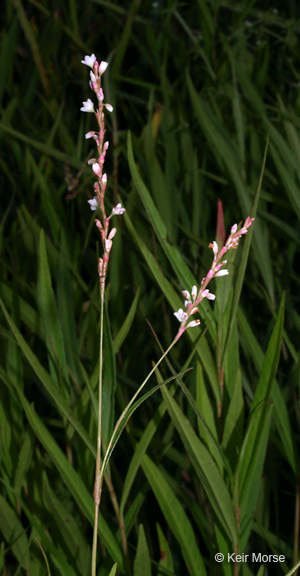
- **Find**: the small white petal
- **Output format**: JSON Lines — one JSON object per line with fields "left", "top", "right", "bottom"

{"left": 104, "top": 103, "right": 113, "bottom": 112}
{"left": 231, "top": 223, "right": 238, "bottom": 234}
{"left": 174, "top": 309, "right": 188, "bottom": 322}
{"left": 184, "top": 300, "right": 192, "bottom": 308}
{"left": 85, "top": 131, "right": 95, "bottom": 139}
{"left": 81, "top": 54, "right": 97, "bottom": 68}
{"left": 88, "top": 198, "right": 99, "bottom": 211}
{"left": 215, "top": 269, "right": 229, "bottom": 277}
{"left": 191, "top": 285, "right": 197, "bottom": 300}
{"left": 206, "top": 292, "right": 216, "bottom": 300}
{"left": 80, "top": 98, "right": 95, "bottom": 113}
{"left": 187, "top": 319, "right": 200, "bottom": 329}
{"left": 112, "top": 203, "right": 126, "bottom": 215}
{"left": 108, "top": 227, "right": 117, "bottom": 240}
{"left": 182, "top": 290, "right": 191, "bottom": 300}
{"left": 99, "top": 61, "right": 109, "bottom": 74}
{"left": 92, "top": 163, "right": 101, "bottom": 176}
{"left": 212, "top": 241, "right": 218, "bottom": 254}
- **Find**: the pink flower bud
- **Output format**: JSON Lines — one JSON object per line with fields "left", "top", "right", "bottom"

{"left": 108, "top": 227, "right": 117, "bottom": 240}
{"left": 215, "top": 269, "right": 229, "bottom": 277}
{"left": 187, "top": 319, "right": 201, "bottom": 329}
{"left": 92, "top": 163, "right": 101, "bottom": 176}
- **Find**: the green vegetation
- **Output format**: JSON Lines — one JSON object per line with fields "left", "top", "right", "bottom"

{"left": 1, "top": 1, "right": 300, "bottom": 575}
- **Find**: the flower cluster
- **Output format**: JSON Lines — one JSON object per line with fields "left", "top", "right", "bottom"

{"left": 174, "top": 216, "right": 254, "bottom": 340}
{"left": 80, "top": 54, "right": 125, "bottom": 283}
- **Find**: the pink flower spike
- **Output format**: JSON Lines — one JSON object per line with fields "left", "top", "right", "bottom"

{"left": 99, "top": 61, "right": 109, "bottom": 74}
{"left": 187, "top": 319, "right": 201, "bottom": 329}
{"left": 104, "top": 103, "right": 113, "bottom": 112}
{"left": 88, "top": 197, "right": 99, "bottom": 211}
{"left": 112, "top": 203, "right": 126, "bottom": 215}
{"left": 92, "top": 163, "right": 101, "bottom": 176}
{"left": 231, "top": 223, "right": 238, "bottom": 234}
{"left": 81, "top": 54, "right": 97, "bottom": 68}
{"left": 215, "top": 269, "right": 229, "bottom": 277}
{"left": 174, "top": 309, "right": 188, "bottom": 322}
{"left": 80, "top": 98, "right": 95, "bottom": 113}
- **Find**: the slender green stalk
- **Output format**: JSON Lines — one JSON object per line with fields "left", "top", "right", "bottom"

{"left": 91, "top": 278, "right": 105, "bottom": 576}
{"left": 98, "top": 337, "right": 178, "bottom": 490}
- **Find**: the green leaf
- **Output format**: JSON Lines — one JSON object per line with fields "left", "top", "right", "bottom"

{"left": 0, "top": 298, "right": 96, "bottom": 457}
{"left": 238, "top": 306, "right": 296, "bottom": 473}
{"left": 42, "top": 472, "right": 89, "bottom": 573}
{"left": 37, "top": 229, "right": 70, "bottom": 391}
{"left": 142, "top": 454, "right": 207, "bottom": 576}
{"left": 156, "top": 523, "right": 174, "bottom": 574}
{"left": 161, "top": 385, "right": 238, "bottom": 544}
{"left": 0, "top": 495, "right": 30, "bottom": 569}
{"left": 113, "top": 287, "right": 140, "bottom": 353}
{"left": 108, "top": 564, "right": 118, "bottom": 576}
{"left": 0, "top": 371, "right": 124, "bottom": 572}
{"left": 133, "top": 524, "right": 151, "bottom": 576}
{"left": 236, "top": 293, "right": 285, "bottom": 547}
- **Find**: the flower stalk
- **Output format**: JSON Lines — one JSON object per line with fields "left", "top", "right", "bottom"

{"left": 80, "top": 53, "right": 126, "bottom": 576}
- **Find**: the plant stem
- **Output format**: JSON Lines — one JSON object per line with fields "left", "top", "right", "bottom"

{"left": 91, "top": 277, "right": 106, "bottom": 576}
{"left": 98, "top": 337, "right": 178, "bottom": 490}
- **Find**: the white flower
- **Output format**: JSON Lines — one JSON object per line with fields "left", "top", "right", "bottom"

{"left": 104, "top": 103, "right": 113, "bottom": 112}
{"left": 85, "top": 131, "right": 96, "bottom": 139}
{"left": 99, "top": 61, "right": 109, "bottom": 74}
{"left": 81, "top": 54, "right": 97, "bottom": 68}
{"left": 88, "top": 197, "right": 99, "bottom": 211}
{"left": 231, "top": 223, "right": 237, "bottom": 234}
{"left": 112, "top": 203, "right": 126, "bottom": 215}
{"left": 174, "top": 309, "right": 188, "bottom": 322}
{"left": 80, "top": 98, "right": 95, "bottom": 113}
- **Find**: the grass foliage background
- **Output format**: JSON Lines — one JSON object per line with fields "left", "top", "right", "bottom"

{"left": 1, "top": 0, "right": 300, "bottom": 575}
